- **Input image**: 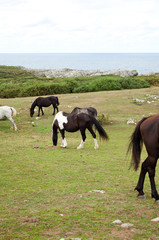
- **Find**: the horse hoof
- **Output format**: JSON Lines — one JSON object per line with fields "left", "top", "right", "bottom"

{"left": 60, "top": 145, "right": 66, "bottom": 148}
{"left": 137, "top": 194, "right": 146, "bottom": 199}
{"left": 155, "top": 200, "right": 159, "bottom": 204}
{"left": 77, "top": 147, "right": 83, "bottom": 150}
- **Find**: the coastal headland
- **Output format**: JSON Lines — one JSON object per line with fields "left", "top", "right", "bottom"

{"left": 29, "top": 68, "right": 138, "bottom": 78}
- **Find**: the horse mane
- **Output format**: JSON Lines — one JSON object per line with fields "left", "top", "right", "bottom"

{"left": 11, "top": 107, "right": 17, "bottom": 118}
{"left": 30, "top": 99, "right": 37, "bottom": 110}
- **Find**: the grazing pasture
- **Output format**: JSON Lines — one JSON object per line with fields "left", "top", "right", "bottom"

{"left": 1, "top": 87, "right": 159, "bottom": 239}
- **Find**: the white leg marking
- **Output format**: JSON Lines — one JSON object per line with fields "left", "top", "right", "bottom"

{"left": 94, "top": 138, "right": 99, "bottom": 150}
{"left": 77, "top": 140, "right": 84, "bottom": 149}
{"left": 61, "top": 138, "right": 67, "bottom": 148}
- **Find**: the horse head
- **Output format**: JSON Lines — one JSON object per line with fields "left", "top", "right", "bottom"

{"left": 30, "top": 108, "right": 34, "bottom": 117}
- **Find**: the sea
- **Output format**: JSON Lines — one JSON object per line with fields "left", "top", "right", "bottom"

{"left": 0, "top": 53, "right": 159, "bottom": 75}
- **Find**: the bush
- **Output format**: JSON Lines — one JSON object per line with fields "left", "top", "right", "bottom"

{"left": 97, "top": 114, "right": 112, "bottom": 125}
{"left": 90, "top": 78, "right": 122, "bottom": 91}
{"left": 0, "top": 85, "right": 21, "bottom": 98}
{"left": 120, "top": 77, "right": 150, "bottom": 89}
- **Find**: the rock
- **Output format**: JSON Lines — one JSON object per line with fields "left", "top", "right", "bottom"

{"left": 112, "top": 220, "right": 122, "bottom": 224}
{"left": 89, "top": 190, "right": 106, "bottom": 194}
{"left": 28, "top": 68, "right": 138, "bottom": 78}
{"left": 121, "top": 223, "right": 134, "bottom": 228}
{"left": 151, "top": 217, "right": 159, "bottom": 222}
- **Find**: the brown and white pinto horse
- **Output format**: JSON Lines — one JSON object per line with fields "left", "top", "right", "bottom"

{"left": 52, "top": 110, "right": 108, "bottom": 149}
{"left": 128, "top": 114, "right": 159, "bottom": 203}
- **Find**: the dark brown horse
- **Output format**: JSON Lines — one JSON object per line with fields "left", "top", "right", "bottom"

{"left": 128, "top": 114, "right": 159, "bottom": 203}
{"left": 52, "top": 110, "right": 108, "bottom": 149}
{"left": 30, "top": 96, "right": 59, "bottom": 117}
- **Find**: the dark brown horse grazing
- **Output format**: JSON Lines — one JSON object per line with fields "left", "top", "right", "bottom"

{"left": 128, "top": 114, "right": 159, "bottom": 203}
{"left": 30, "top": 96, "right": 59, "bottom": 117}
{"left": 52, "top": 110, "right": 108, "bottom": 149}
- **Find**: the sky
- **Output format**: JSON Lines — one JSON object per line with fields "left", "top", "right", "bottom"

{"left": 1, "top": 0, "right": 159, "bottom": 53}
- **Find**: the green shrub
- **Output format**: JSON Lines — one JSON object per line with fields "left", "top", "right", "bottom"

{"left": 90, "top": 78, "right": 122, "bottom": 91}
{"left": 97, "top": 114, "right": 112, "bottom": 125}
{"left": 0, "top": 85, "right": 21, "bottom": 98}
{"left": 73, "top": 82, "right": 91, "bottom": 93}
{"left": 120, "top": 77, "right": 150, "bottom": 89}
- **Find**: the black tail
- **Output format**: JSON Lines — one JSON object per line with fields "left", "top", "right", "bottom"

{"left": 127, "top": 117, "right": 148, "bottom": 170}
{"left": 52, "top": 120, "right": 58, "bottom": 146}
{"left": 91, "top": 117, "right": 109, "bottom": 140}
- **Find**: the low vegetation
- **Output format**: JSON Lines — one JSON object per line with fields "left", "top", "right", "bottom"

{"left": 1, "top": 87, "right": 159, "bottom": 239}
{"left": 1, "top": 65, "right": 159, "bottom": 98}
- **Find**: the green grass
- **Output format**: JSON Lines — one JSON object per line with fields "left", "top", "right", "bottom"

{"left": 1, "top": 87, "right": 159, "bottom": 239}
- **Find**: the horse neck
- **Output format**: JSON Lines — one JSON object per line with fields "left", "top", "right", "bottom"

{"left": 11, "top": 107, "right": 16, "bottom": 117}
{"left": 31, "top": 100, "right": 37, "bottom": 110}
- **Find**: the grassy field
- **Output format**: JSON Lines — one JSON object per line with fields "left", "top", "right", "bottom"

{"left": 1, "top": 87, "right": 159, "bottom": 239}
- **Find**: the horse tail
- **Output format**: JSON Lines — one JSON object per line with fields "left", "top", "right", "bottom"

{"left": 91, "top": 117, "right": 109, "bottom": 140}
{"left": 11, "top": 107, "right": 16, "bottom": 118}
{"left": 127, "top": 117, "right": 148, "bottom": 171}
{"left": 52, "top": 119, "right": 58, "bottom": 146}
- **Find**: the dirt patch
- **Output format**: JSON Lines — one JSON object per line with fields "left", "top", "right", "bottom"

{"left": 44, "top": 145, "right": 58, "bottom": 149}
{"left": 110, "top": 227, "right": 139, "bottom": 239}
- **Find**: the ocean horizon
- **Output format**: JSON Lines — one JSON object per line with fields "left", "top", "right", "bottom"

{"left": 0, "top": 53, "right": 159, "bottom": 75}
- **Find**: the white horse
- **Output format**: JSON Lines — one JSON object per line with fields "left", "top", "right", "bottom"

{"left": 0, "top": 106, "right": 17, "bottom": 131}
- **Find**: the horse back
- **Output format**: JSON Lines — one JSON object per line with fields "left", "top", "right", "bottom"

{"left": 48, "top": 96, "right": 59, "bottom": 105}
{"left": 0, "top": 106, "right": 14, "bottom": 119}
{"left": 140, "top": 114, "right": 159, "bottom": 154}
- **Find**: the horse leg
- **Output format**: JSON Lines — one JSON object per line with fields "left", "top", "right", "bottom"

{"left": 52, "top": 104, "right": 57, "bottom": 115}
{"left": 8, "top": 116, "right": 17, "bottom": 131}
{"left": 52, "top": 105, "right": 55, "bottom": 115}
{"left": 135, "top": 158, "right": 148, "bottom": 198}
{"left": 60, "top": 129, "right": 67, "bottom": 148}
{"left": 52, "top": 104, "right": 58, "bottom": 115}
{"left": 87, "top": 126, "right": 99, "bottom": 149}
{"left": 38, "top": 107, "right": 40, "bottom": 116}
{"left": 41, "top": 107, "right": 44, "bottom": 115}
{"left": 77, "top": 129, "right": 86, "bottom": 149}
{"left": 147, "top": 157, "right": 159, "bottom": 201}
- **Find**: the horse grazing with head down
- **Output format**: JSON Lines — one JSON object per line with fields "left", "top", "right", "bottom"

{"left": 52, "top": 109, "right": 108, "bottom": 149}
{"left": 127, "top": 114, "right": 159, "bottom": 203}
{"left": 0, "top": 106, "right": 17, "bottom": 131}
{"left": 30, "top": 96, "right": 59, "bottom": 117}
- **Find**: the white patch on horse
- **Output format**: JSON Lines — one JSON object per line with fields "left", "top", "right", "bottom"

{"left": 0, "top": 106, "right": 17, "bottom": 131}
{"left": 53, "top": 111, "right": 68, "bottom": 130}
{"left": 61, "top": 138, "right": 67, "bottom": 148}
{"left": 77, "top": 140, "right": 84, "bottom": 149}
{"left": 94, "top": 138, "right": 99, "bottom": 150}
{"left": 77, "top": 109, "right": 88, "bottom": 114}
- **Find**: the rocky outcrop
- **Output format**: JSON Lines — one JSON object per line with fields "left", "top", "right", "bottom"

{"left": 29, "top": 68, "right": 138, "bottom": 78}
